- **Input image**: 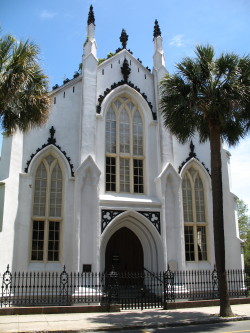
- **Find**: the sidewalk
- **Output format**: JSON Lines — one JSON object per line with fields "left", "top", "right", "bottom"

{"left": 0, "top": 304, "right": 250, "bottom": 333}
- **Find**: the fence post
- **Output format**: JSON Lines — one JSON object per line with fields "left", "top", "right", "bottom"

{"left": 1, "top": 265, "right": 12, "bottom": 307}
{"left": 140, "top": 286, "right": 144, "bottom": 310}
{"left": 245, "top": 270, "right": 250, "bottom": 296}
{"left": 60, "top": 265, "right": 69, "bottom": 305}
{"left": 163, "top": 271, "right": 167, "bottom": 309}
{"left": 107, "top": 266, "right": 119, "bottom": 306}
{"left": 212, "top": 265, "right": 218, "bottom": 299}
{"left": 163, "top": 265, "right": 175, "bottom": 309}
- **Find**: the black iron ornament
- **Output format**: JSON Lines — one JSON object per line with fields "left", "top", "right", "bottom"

{"left": 101, "top": 210, "right": 125, "bottom": 232}
{"left": 101, "top": 209, "right": 161, "bottom": 234}
{"left": 47, "top": 126, "right": 56, "bottom": 144}
{"left": 120, "top": 29, "right": 128, "bottom": 49}
{"left": 189, "top": 140, "right": 196, "bottom": 157}
{"left": 87, "top": 5, "right": 95, "bottom": 25}
{"left": 138, "top": 211, "right": 161, "bottom": 234}
{"left": 153, "top": 19, "right": 161, "bottom": 39}
{"left": 24, "top": 127, "right": 74, "bottom": 176}
{"left": 59, "top": 265, "right": 69, "bottom": 297}
{"left": 178, "top": 140, "right": 210, "bottom": 175}
{"left": 96, "top": 80, "right": 156, "bottom": 120}
{"left": 1, "top": 265, "right": 12, "bottom": 306}
{"left": 121, "top": 58, "right": 131, "bottom": 82}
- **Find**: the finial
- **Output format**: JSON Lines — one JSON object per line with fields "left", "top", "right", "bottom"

{"left": 120, "top": 29, "right": 128, "bottom": 49}
{"left": 153, "top": 19, "right": 161, "bottom": 39}
{"left": 189, "top": 140, "right": 196, "bottom": 158}
{"left": 48, "top": 126, "right": 56, "bottom": 145}
{"left": 87, "top": 5, "right": 95, "bottom": 26}
{"left": 121, "top": 58, "right": 131, "bottom": 82}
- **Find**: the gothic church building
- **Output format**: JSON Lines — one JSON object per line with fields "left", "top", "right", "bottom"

{"left": 0, "top": 7, "right": 243, "bottom": 273}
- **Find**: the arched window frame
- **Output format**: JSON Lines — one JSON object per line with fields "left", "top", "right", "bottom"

{"left": 182, "top": 166, "right": 208, "bottom": 262}
{"left": 30, "top": 153, "right": 64, "bottom": 263}
{"left": 105, "top": 96, "right": 145, "bottom": 194}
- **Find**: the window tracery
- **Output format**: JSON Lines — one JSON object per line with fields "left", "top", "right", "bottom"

{"left": 182, "top": 167, "right": 208, "bottom": 262}
{"left": 31, "top": 154, "right": 63, "bottom": 262}
{"left": 105, "top": 96, "right": 144, "bottom": 193}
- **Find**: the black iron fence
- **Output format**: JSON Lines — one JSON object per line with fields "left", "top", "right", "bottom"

{"left": 1, "top": 265, "right": 250, "bottom": 310}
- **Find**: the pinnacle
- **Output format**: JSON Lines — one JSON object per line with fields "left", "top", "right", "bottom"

{"left": 120, "top": 29, "right": 129, "bottom": 49}
{"left": 87, "top": 4, "right": 95, "bottom": 25}
{"left": 153, "top": 19, "right": 161, "bottom": 38}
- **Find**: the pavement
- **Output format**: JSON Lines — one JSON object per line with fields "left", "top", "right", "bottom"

{"left": 0, "top": 304, "right": 250, "bottom": 333}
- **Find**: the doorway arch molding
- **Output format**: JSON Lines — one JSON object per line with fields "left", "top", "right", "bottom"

{"left": 100, "top": 210, "right": 164, "bottom": 272}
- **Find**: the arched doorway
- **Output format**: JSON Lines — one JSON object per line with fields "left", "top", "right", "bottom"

{"left": 105, "top": 227, "right": 144, "bottom": 272}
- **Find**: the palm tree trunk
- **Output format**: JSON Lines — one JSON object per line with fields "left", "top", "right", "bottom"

{"left": 209, "top": 123, "right": 233, "bottom": 317}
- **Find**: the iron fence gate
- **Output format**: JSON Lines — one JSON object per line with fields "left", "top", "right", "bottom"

{"left": 103, "top": 270, "right": 165, "bottom": 309}
{"left": 1, "top": 265, "right": 250, "bottom": 310}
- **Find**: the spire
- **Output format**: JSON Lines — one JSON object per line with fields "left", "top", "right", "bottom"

{"left": 120, "top": 29, "right": 128, "bottom": 49}
{"left": 84, "top": 4, "right": 97, "bottom": 57}
{"left": 87, "top": 5, "right": 95, "bottom": 26}
{"left": 153, "top": 19, "right": 161, "bottom": 39}
{"left": 153, "top": 19, "right": 165, "bottom": 70}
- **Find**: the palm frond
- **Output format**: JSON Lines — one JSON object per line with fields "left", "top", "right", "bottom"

{"left": 0, "top": 33, "right": 50, "bottom": 134}
{"left": 160, "top": 44, "right": 250, "bottom": 145}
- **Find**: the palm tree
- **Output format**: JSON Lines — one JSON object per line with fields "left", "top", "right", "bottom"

{"left": 0, "top": 34, "right": 50, "bottom": 135}
{"left": 160, "top": 45, "right": 250, "bottom": 317}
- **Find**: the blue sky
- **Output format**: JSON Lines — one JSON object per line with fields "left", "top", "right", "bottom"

{"left": 0, "top": 0, "right": 250, "bottom": 209}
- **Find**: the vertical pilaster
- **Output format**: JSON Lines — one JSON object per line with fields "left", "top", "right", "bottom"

{"left": 80, "top": 5, "right": 98, "bottom": 163}
{"left": 0, "top": 131, "right": 23, "bottom": 272}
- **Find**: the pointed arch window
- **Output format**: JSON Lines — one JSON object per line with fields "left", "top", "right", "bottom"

{"left": 105, "top": 96, "right": 144, "bottom": 193}
{"left": 31, "top": 155, "right": 63, "bottom": 262}
{"left": 182, "top": 167, "right": 208, "bottom": 262}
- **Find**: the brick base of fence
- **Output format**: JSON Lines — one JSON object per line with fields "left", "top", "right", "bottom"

{"left": 0, "top": 298, "right": 250, "bottom": 316}
{"left": 0, "top": 304, "right": 121, "bottom": 316}
{"left": 165, "top": 297, "right": 250, "bottom": 309}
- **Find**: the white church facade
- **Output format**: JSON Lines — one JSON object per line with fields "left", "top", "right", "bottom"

{"left": 0, "top": 6, "right": 243, "bottom": 274}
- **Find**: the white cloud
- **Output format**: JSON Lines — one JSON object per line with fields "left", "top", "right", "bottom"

{"left": 169, "top": 34, "right": 185, "bottom": 47}
{"left": 40, "top": 10, "right": 58, "bottom": 19}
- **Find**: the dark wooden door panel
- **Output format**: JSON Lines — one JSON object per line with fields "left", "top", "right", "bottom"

{"left": 105, "top": 227, "right": 143, "bottom": 272}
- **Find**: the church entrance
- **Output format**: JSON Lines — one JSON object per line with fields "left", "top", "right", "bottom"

{"left": 105, "top": 227, "right": 144, "bottom": 272}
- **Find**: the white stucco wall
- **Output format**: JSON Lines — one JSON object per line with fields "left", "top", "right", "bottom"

{"left": 0, "top": 131, "right": 23, "bottom": 272}
{"left": 22, "top": 77, "right": 82, "bottom": 176}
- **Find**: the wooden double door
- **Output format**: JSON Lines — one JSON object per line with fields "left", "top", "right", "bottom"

{"left": 105, "top": 227, "right": 144, "bottom": 273}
